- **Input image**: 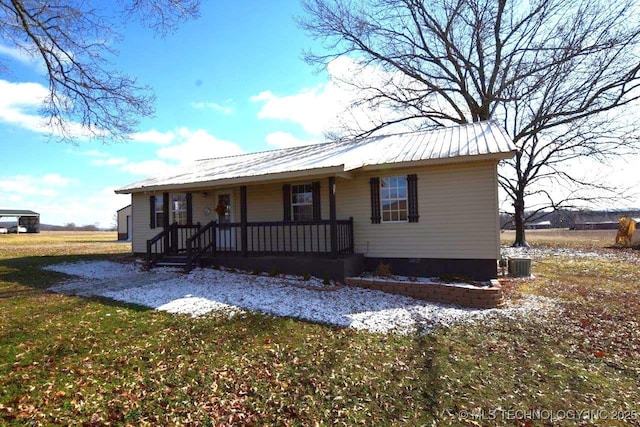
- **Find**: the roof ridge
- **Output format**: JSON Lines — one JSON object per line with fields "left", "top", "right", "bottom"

{"left": 195, "top": 139, "right": 342, "bottom": 162}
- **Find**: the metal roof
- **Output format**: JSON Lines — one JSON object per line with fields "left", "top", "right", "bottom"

{"left": 117, "top": 121, "right": 516, "bottom": 194}
{"left": 0, "top": 209, "right": 40, "bottom": 217}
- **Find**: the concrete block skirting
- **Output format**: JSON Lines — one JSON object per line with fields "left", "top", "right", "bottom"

{"left": 202, "top": 254, "right": 364, "bottom": 281}
{"left": 345, "top": 277, "right": 505, "bottom": 309}
{"left": 363, "top": 257, "right": 498, "bottom": 281}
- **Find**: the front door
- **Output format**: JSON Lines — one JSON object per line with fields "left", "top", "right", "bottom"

{"left": 215, "top": 192, "right": 235, "bottom": 249}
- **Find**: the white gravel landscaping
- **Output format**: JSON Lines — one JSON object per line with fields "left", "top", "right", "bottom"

{"left": 44, "top": 261, "right": 553, "bottom": 334}
{"left": 502, "top": 245, "right": 640, "bottom": 262}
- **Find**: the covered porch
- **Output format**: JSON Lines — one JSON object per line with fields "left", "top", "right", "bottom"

{"left": 144, "top": 177, "right": 362, "bottom": 279}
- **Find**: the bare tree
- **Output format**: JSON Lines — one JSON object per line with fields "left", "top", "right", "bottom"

{"left": 300, "top": 0, "right": 640, "bottom": 246}
{"left": 0, "top": 0, "right": 200, "bottom": 142}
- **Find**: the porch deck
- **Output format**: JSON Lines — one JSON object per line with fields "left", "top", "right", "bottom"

{"left": 146, "top": 218, "right": 357, "bottom": 278}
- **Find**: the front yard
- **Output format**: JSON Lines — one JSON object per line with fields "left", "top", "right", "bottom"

{"left": 0, "top": 231, "right": 638, "bottom": 425}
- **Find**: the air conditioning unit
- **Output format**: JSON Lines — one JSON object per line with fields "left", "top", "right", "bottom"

{"left": 508, "top": 257, "right": 531, "bottom": 277}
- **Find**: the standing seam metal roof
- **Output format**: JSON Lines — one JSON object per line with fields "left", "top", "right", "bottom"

{"left": 0, "top": 209, "right": 40, "bottom": 216}
{"left": 117, "top": 121, "right": 516, "bottom": 193}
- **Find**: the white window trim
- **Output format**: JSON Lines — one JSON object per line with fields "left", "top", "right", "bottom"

{"left": 291, "top": 183, "right": 313, "bottom": 221}
{"left": 154, "top": 196, "right": 164, "bottom": 228}
{"left": 380, "top": 176, "right": 408, "bottom": 223}
{"left": 170, "top": 193, "right": 188, "bottom": 225}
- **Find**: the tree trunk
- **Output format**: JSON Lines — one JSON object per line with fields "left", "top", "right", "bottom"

{"left": 512, "top": 192, "right": 529, "bottom": 247}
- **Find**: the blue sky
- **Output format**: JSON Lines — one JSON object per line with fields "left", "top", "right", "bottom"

{"left": 0, "top": 1, "right": 333, "bottom": 227}
{"left": 0, "top": 1, "right": 638, "bottom": 227}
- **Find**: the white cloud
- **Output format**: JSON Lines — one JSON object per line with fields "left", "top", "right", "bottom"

{"left": 0, "top": 43, "right": 38, "bottom": 67}
{"left": 84, "top": 127, "right": 244, "bottom": 177}
{"left": 0, "top": 79, "right": 97, "bottom": 139}
{"left": 251, "top": 85, "right": 345, "bottom": 135}
{"left": 40, "top": 191, "right": 130, "bottom": 228}
{"left": 0, "top": 172, "right": 131, "bottom": 228}
{"left": 191, "top": 101, "right": 234, "bottom": 115}
{"left": 129, "top": 129, "right": 175, "bottom": 145}
{"left": 83, "top": 149, "right": 110, "bottom": 158}
{"left": 265, "top": 131, "right": 319, "bottom": 148}
{"left": 0, "top": 79, "right": 48, "bottom": 131}
{"left": 105, "top": 127, "right": 245, "bottom": 178}
{"left": 87, "top": 187, "right": 132, "bottom": 224}
{"left": 0, "top": 173, "right": 75, "bottom": 199}
{"left": 42, "top": 173, "right": 74, "bottom": 187}
{"left": 156, "top": 128, "right": 244, "bottom": 163}
{"left": 251, "top": 56, "right": 415, "bottom": 138}
{"left": 92, "top": 157, "right": 127, "bottom": 166}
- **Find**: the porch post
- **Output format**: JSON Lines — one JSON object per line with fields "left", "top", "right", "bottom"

{"left": 162, "top": 192, "right": 170, "bottom": 251}
{"left": 240, "top": 185, "right": 248, "bottom": 257}
{"left": 329, "top": 176, "right": 338, "bottom": 258}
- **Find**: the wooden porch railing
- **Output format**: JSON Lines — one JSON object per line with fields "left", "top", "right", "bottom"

{"left": 179, "top": 218, "right": 354, "bottom": 271}
{"left": 145, "top": 222, "right": 200, "bottom": 268}
{"left": 185, "top": 220, "right": 217, "bottom": 271}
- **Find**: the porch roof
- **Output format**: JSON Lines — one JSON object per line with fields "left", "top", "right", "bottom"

{"left": 116, "top": 121, "right": 516, "bottom": 194}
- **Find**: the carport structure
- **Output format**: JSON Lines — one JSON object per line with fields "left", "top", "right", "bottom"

{"left": 0, "top": 209, "right": 40, "bottom": 233}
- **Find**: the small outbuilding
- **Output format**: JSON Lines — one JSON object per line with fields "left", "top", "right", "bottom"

{"left": 117, "top": 204, "right": 132, "bottom": 241}
{"left": 526, "top": 220, "right": 552, "bottom": 230}
{"left": 0, "top": 209, "right": 40, "bottom": 233}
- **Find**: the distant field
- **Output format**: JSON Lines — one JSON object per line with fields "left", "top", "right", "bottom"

{"left": 501, "top": 228, "right": 625, "bottom": 248}
{"left": 0, "top": 231, "right": 130, "bottom": 260}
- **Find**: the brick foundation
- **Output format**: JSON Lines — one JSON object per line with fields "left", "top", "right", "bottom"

{"left": 345, "top": 277, "right": 504, "bottom": 309}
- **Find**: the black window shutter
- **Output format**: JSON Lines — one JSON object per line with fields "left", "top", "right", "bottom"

{"left": 162, "top": 192, "right": 170, "bottom": 227}
{"left": 407, "top": 174, "right": 419, "bottom": 222}
{"left": 150, "top": 195, "right": 156, "bottom": 229}
{"left": 186, "top": 193, "right": 193, "bottom": 225}
{"left": 312, "top": 181, "right": 321, "bottom": 220}
{"left": 282, "top": 184, "right": 291, "bottom": 221}
{"left": 370, "top": 177, "right": 381, "bottom": 224}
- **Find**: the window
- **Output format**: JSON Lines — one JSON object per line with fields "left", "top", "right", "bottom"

{"left": 291, "top": 183, "right": 313, "bottom": 221}
{"left": 170, "top": 193, "right": 187, "bottom": 225}
{"left": 154, "top": 196, "right": 164, "bottom": 228}
{"left": 380, "top": 176, "right": 408, "bottom": 222}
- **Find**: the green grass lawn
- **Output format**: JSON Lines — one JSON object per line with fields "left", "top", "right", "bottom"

{"left": 0, "top": 231, "right": 639, "bottom": 425}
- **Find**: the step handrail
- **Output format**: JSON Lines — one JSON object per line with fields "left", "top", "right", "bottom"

{"left": 185, "top": 220, "right": 217, "bottom": 271}
{"left": 145, "top": 223, "right": 176, "bottom": 268}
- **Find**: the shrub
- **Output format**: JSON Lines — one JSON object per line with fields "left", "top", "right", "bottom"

{"left": 439, "top": 274, "right": 473, "bottom": 284}
{"left": 302, "top": 272, "right": 311, "bottom": 281}
{"left": 374, "top": 262, "right": 393, "bottom": 277}
{"left": 269, "top": 268, "right": 280, "bottom": 278}
{"left": 252, "top": 267, "right": 261, "bottom": 276}
{"left": 323, "top": 276, "right": 331, "bottom": 286}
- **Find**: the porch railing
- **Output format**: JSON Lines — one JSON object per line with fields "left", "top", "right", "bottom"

{"left": 240, "top": 219, "right": 354, "bottom": 256}
{"left": 185, "top": 220, "right": 217, "bottom": 271}
{"left": 145, "top": 222, "right": 200, "bottom": 268}
{"left": 180, "top": 218, "right": 354, "bottom": 271}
